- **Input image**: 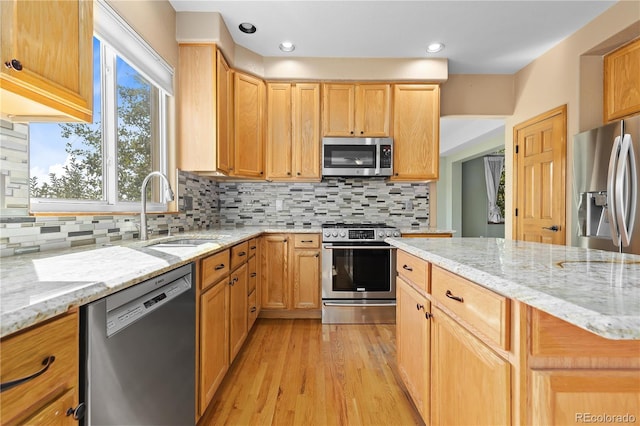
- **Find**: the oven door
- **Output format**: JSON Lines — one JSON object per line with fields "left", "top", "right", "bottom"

{"left": 321, "top": 243, "right": 396, "bottom": 299}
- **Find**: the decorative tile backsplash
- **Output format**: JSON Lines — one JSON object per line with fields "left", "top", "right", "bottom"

{"left": 0, "top": 171, "right": 219, "bottom": 257}
{"left": 218, "top": 178, "right": 430, "bottom": 227}
{"left": 0, "top": 120, "right": 29, "bottom": 216}
{"left": 0, "top": 172, "right": 430, "bottom": 257}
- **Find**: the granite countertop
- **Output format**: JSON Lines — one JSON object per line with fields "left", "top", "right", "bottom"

{"left": 0, "top": 226, "right": 320, "bottom": 338}
{"left": 399, "top": 227, "right": 455, "bottom": 235}
{"left": 386, "top": 237, "right": 640, "bottom": 340}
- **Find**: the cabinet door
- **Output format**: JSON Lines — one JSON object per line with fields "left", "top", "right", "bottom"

{"left": 396, "top": 277, "right": 430, "bottom": 421}
{"left": 604, "top": 38, "right": 640, "bottom": 122}
{"left": 178, "top": 44, "right": 216, "bottom": 172}
{"left": 292, "top": 83, "right": 321, "bottom": 179}
{"left": 266, "top": 83, "right": 293, "bottom": 179}
{"left": 323, "top": 84, "right": 355, "bottom": 136}
{"left": 392, "top": 84, "right": 440, "bottom": 181}
{"left": 21, "top": 388, "right": 76, "bottom": 426}
{"left": 355, "top": 84, "right": 390, "bottom": 137}
{"left": 229, "top": 263, "right": 248, "bottom": 362}
{"left": 217, "top": 50, "right": 233, "bottom": 174}
{"left": 292, "top": 249, "right": 321, "bottom": 309}
{"left": 261, "top": 235, "right": 289, "bottom": 309}
{"left": 431, "top": 307, "right": 511, "bottom": 426}
{"left": 530, "top": 369, "right": 640, "bottom": 425}
{"left": 199, "top": 279, "right": 229, "bottom": 415}
{"left": 0, "top": 0, "right": 93, "bottom": 122}
{"left": 234, "top": 72, "right": 264, "bottom": 178}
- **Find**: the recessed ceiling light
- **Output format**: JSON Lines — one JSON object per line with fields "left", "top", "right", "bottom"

{"left": 279, "top": 41, "right": 295, "bottom": 52}
{"left": 239, "top": 23, "right": 257, "bottom": 34}
{"left": 426, "top": 42, "right": 445, "bottom": 53}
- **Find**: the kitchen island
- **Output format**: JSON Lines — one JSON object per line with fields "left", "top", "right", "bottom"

{"left": 388, "top": 237, "right": 640, "bottom": 425}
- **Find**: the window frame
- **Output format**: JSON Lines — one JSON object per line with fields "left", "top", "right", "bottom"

{"left": 29, "top": 0, "right": 174, "bottom": 214}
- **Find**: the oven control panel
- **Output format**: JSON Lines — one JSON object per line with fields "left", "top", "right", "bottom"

{"left": 322, "top": 225, "right": 400, "bottom": 242}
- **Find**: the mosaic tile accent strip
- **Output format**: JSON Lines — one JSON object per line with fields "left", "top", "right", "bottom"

{"left": 0, "top": 120, "right": 29, "bottom": 216}
{"left": 218, "top": 178, "right": 430, "bottom": 227}
{"left": 0, "top": 171, "right": 219, "bottom": 257}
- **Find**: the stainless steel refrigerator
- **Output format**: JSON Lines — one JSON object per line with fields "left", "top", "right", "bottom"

{"left": 572, "top": 115, "right": 639, "bottom": 254}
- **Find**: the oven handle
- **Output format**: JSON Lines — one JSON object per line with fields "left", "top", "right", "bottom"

{"left": 323, "top": 245, "right": 395, "bottom": 250}
{"left": 323, "top": 302, "right": 396, "bottom": 307}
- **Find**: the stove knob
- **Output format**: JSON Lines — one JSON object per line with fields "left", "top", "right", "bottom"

{"left": 386, "top": 231, "right": 392, "bottom": 237}
{"left": 332, "top": 231, "right": 338, "bottom": 237}
{"left": 378, "top": 232, "right": 385, "bottom": 238}
{"left": 339, "top": 232, "right": 346, "bottom": 237}
{"left": 324, "top": 232, "right": 331, "bottom": 238}
{"left": 393, "top": 231, "right": 400, "bottom": 237}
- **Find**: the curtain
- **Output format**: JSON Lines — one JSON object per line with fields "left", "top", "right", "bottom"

{"left": 484, "top": 156, "right": 504, "bottom": 223}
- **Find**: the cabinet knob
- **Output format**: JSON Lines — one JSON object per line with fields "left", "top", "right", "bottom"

{"left": 395, "top": 173, "right": 399, "bottom": 176}
{"left": 287, "top": 172, "right": 291, "bottom": 176}
{"left": 260, "top": 171, "right": 264, "bottom": 175}
{"left": 66, "top": 403, "right": 86, "bottom": 420}
{"left": 424, "top": 312, "right": 432, "bottom": 320}
{"left": 4, "top": 59, "right": 23, "bottom": 71}
{"left": 360, "top": 131, "right": 364, "bottom": 135}
{"left": 297, "top": 172, "right": 301, "bottom": 176}
{"left": 350, "top": 131, "right": 354, "bottom": 135}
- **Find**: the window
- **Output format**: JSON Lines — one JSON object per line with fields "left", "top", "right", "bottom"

{"left": 29, "top": 0, "right": 173, "bottom": 213}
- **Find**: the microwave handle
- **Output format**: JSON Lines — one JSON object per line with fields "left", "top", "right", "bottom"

{"left": 375, "top": 143, "right": 381, "bottom": 176}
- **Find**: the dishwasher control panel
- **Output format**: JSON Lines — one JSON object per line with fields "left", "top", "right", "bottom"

{"left": 106, "top": 276, "right": 191, "bottom": 337}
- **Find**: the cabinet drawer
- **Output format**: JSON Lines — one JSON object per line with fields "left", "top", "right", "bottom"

{"left": 248, "top": 238, "right": 258, "bottom": 257}
{"left": 248, "top": 289, "right": 258, "bottom": 329}
{"left": 432, "top": 267, "right": 510, "bottom": 350}
{"left": 294, "top": 234, "right": 320, "bottom": 248}
{"left": 397, "top": 250, "right": 430, "bottom": 293}
{"left": 201, "top": 250, "right": 230, "bottom": 291}
{"left": 231, "top": 241, "right": 249, "bottom": 270}
{"left": 1, "top": 312, "right": 78, "bottom": 425}
{"left": 248, "top": 255, "right": 258, "bottom": 294}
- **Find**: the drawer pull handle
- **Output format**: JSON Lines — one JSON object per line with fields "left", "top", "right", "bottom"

{"left": 238, "top": 251, "right": 247, "bottom": 257}
{"left": 416, "top": 303, "right": 424, "bottom": 311}
{"left": 402, "top": 265, "right": 413, "bottom": 272}
{"left": 250, "top": 272, "right": 257, "bottom": 278}
{"left": 301, "top": 240, "right": 314, "bottom": 243}
{"left": 445, "top": 290, "right": 464, "bottom": 303}
{"left": 250, "top": 246, "right": 257, "bottom": 250}
{"left": 1, "top": 355, "right": 55, "bottom": 393}
{"left": 250, "top": 307, "right": 257, "bottom": 313}
{"left": 214, "top": 263, "right": 225, "bottom": 270}
{"left": 230, "top": 277, "right": 238, "bottom": 286}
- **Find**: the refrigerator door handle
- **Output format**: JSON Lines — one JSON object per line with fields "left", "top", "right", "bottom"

{"left": 607, "top": 135, "right": 622, "bottom": 246}
{"left": 615, "top": 133, "right": 637, "bottom": 247}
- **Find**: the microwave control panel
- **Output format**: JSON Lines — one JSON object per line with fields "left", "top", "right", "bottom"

{"left": 380, "top": 145, "right": 392, "bottom": 168}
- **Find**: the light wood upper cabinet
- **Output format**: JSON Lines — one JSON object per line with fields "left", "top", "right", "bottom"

{"left": 267, "top": 82, "right": 320, "bottom": 181}
{"left": 323, "top": 83, "right": 390, "bottom": 137}
{"left": 0, "top": 0, "right": 93, "bottom": 122}
{"left": 604, "top": 38, "right": 640, "bottom": 122}
{"left": 234, "top": 71, "right": 265, "bottom": 178}
{"left": 217, "top": 51, "right": 233, "bottom": 174}
{"left": 392, "top": 84, "right": 440, "bottom": 181}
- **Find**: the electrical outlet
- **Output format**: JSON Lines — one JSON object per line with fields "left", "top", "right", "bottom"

{"left": 404, "top": 200, "right": 414, "bottom": 210}
{"left": 183, "top": 195, "right": 193, "bottom": 211}
{"left": 275, "top": 199, "right": 284, "bottom": 211}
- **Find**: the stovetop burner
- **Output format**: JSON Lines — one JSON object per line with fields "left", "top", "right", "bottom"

{"left": 322, "top": 223, "right": 393, "bottom": 229}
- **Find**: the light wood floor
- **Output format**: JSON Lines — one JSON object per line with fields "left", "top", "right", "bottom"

{"left": 199, "top": 319, "right": 424, "bottom": 426}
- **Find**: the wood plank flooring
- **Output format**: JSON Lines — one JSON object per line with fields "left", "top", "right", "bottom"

{"left": 199, "top": 319, "right": 424, "bottom": 426}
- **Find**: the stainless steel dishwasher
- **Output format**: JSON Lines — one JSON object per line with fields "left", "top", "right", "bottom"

{"left": 81, "top": 263, "right": 195, "bottom": 425}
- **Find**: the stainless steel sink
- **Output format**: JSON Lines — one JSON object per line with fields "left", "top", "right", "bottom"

{"left": 147, "top": 238, "right": 221, "bottom": 248}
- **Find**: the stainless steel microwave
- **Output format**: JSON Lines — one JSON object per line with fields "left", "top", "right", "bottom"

{"left": 322, "top": 137, "right": 393, "bottom": 177}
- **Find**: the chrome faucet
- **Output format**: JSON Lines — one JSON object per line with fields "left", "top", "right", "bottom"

{"left": 140, "top": 171, "right": 175, "bottom": 241}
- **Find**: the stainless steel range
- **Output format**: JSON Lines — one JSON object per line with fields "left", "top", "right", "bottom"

{"left": 321, "top": 223, "right": 399, "bottom": 324}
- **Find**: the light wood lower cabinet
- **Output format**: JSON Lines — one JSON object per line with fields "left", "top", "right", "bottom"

{"left": 530, "top": 369, "right": 640, "bottom": 425}
{"left": 431, "top": 306, "right": 511, "bottom": 426}
{"left": 229, "top": 263, "right": 248, "bottom": 361}
{"left": 261, "top": 233, "right": 321, "bottom": 317}
{"left": 198, "top": 278, "right": 229, "bottom": 416}
{"left": 396, "top": 277, "right": 431, "bottom": 421}
{"left": 0, "top": 312, "right": 80, "bottom": 425}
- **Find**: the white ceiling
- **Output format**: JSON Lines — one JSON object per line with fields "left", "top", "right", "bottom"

{"left": 168, "top": 0, "right": 615, "bottom": 155}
